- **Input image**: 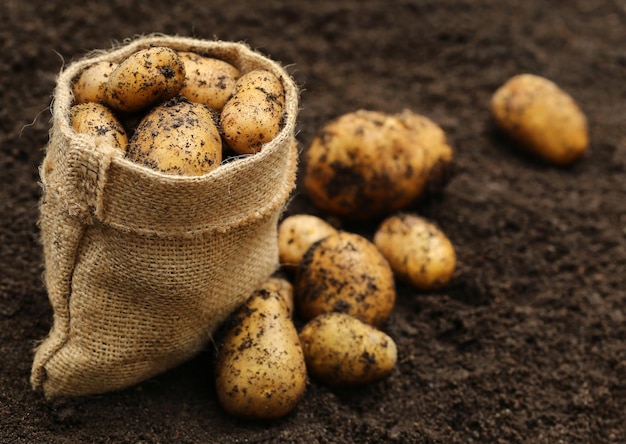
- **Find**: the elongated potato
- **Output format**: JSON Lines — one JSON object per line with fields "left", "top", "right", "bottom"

{"left": 295, "top": 231, "right": 396, "bottom": 327}
{"left": 215, "top": 287, "right": 307, "bottom": 419}
{"left": 178, "top": 52, "right": 240, "bottom": 110}
{"left": 72, "top": 61, "right": 118, "bottom": 104}
{"left": 374, "top": 213, "right": 456, "bottom": 291}
{"left": 220, "top": 69, "right": 285, "bottom": 154}
{"left": 302, "top": 109, "right": 454, "bottom": 220}
{"left": 278, "top": 214, "right": 338, "bottom": 271}
{"left": 299, "top": 312, "right": 397, "bottom": 387}
{"left": 491, "top": 73, "right": 589, "bottom": 165}
{"left": 70, "top": 102, "right": 128, "bottom": 152}
{"left": 105, "top": 46, "right": 185, "bottom": 113}
{"left": 127, "top": 99, "right": 222, "bottom": 175}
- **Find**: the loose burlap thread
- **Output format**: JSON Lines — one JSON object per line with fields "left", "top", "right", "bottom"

{"left": 31, "top": 35, "right": 299, "bottom": 398}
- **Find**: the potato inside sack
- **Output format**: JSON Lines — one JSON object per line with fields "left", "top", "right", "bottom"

{"left": 105, "top": 46, "right": 186, "bottom": 113}
{"left": 302, "top": 109, "right": 454, "bottom": 221}
{"left": 374, "top": 213, "right": 456, "bottom": 291}
{"left": 215, "top": 287, "right": 307, "bottom": 420}
{"left": 295, "top": 231, "right": 396, "bottom": 327}
{"left": 277, "top": 214, "right": 338, "bottom": 271}
{"left": 178, "top": 51, "right": 240, "bottom": 110}
{"left": 127, "top": 98, "right": 222, "bottom": 175}
{"left": 490, "top": 73, "right": 589, "bottom": 166}
{"left": 299, "top": 312, "right": 398, "bottom": 387}
{"left": 70, "top": 102, "right": 128, "bottom": 153}
{"left": 72, "top": 61, "right": 118, "bottom": 105}
{"left": 220, "top": 69, "right": 286, "bottom": 155}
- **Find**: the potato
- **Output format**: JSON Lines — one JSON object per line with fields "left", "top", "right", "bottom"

{"left": 258, "top": 276, "right": 295, "bottom": 317}
{"left": 220, "top": 69, "right": 285, "bottom": 155}
{"left": 302, "top": 109, "right": 454, "bottom": 220}
{"left": 374, "top": 213, "right": 456, "bottom": 291}
{"left": 72, "top": 61, "right": 118, "bottom": 104}
{"left": 178, "top": 52, "right": 240, "bottom": 110}
{"left": 490, "top": 73, "right": 589, "bottom": 165}
{"left": 215, "top": 287, "right": 307, "bottom": 419}
{"left": 299, "top": 312, "right": 397, "bottom": 387}
{"left": 295, "top": 231, "right": 396, "bottom": 327}
{"left": 105, "top": 46, "right": 185, "bottom": 113}
{"left": 277, "top": 214, "right": 338, "bottom": 271}
{"left": 70, "top": 102, "right": 128, "bottom": 152}
{"left": 127, "top": 99, "right": 222, "bottom": 175}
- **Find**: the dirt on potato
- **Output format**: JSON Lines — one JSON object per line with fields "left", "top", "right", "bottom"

{"left": 1, "top": 1, "right": 625, "bottom": 443}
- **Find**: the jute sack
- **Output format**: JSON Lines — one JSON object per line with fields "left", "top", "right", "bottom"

{"left": 31, "top": 35, "right": 299, "bottom": 398}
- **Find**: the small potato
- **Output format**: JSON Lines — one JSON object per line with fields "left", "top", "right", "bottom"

{"left": 374, "top": 213, "right": 456, "bottom": 291}
{"left": 72, "top": 61, "right": 118, "bottom": 104}
{"left": 491, "top": 73, "right": 589, "bottom": 165}
{"left": 258, "top": 276, "right": 295, "bottom": 317}
{"left": 277, "top": 214, "right": 338, "bottom": 270}
{"left": 220, "top": 69, "right": 285, "bottom": 155}
{"left": 295, "top": 231, "right": 396, "bottom": 327}
{"left": 127, "top": 99, "right": 222, "bottom": 175}
{"left": 215, "top": 287, "right": 307, "bottom": 419}
{"left": 302, "top": 109, "right": 454, "bottom": 220}
{"left": 70, "top": 102, "right": 128, "bottom": 152}
{"left": 299, "top": 312, "right": 397, "bottom": 387}
{"left": 105, "top": 47, "right": 186, "bottom": 113}
{"left": 178, "top": 52, "right": 240, "bottom": 110}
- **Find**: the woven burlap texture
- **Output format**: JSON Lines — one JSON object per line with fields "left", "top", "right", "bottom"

{"left": 31, "top": 34, "right": 299, "bottom": 398}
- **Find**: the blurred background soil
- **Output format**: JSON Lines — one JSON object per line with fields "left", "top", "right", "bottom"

{"left": 1, "top": 1, "right": 625, "bottom": 442}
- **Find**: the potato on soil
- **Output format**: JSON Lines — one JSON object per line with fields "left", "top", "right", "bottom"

{"left": 295, "top": 231, "right": 396, "bottom": 327}
{"left": 215, "top": 287, "right": 307, "bottom": 420}
{"left": 490, "top": 73, "right": 589, "bottom": 165}
{"left": 374, "top": 213, "right": 456, "bottom": 291}
{"left": 299, "top": 312, "right": 397, "bottom": 387}
{"left": 220, "top": 69, "right": 285, "bottom": 155}
{"left": 72, "top": 61, "right": 118, "bottom": 104}
{"left": 127, "top": 99, "right": 222, "bottom": 175}
{"left": 70, "top": 102, "right": 128, "bottom": 152}
{"left": 278, "top": 214, "right": 338, "bottom": 271}
{"left": 302, "top": 109, "right": 454, "bottom": 221}
{"left": 178, "top": 51, "right": 240, "bottom": 110}
{"left": 105, "top": 46, "right": 185, "bottom": 113}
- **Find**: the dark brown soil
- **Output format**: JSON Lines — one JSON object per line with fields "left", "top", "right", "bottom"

{"left": 2, "top": 1, "right": 625, "bottom": 443}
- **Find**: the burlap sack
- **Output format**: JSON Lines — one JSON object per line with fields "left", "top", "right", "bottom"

{"left": 31, "top": 35, "right": 299, "bottom": 398}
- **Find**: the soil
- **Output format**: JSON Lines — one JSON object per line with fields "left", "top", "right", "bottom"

{"left": 1, "top": 1, "right": 625, "bottom": 443}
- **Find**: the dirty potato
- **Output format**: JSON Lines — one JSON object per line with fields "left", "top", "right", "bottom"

{"left": 299, "top": 312, "right": 397, "bottom": 387}
{"left": 70, "top": 102, "right": 128, "bottom": 152}
{"left": 105, "top": 46, "right": 186, "bottom": 113}
{"left": 72, "top": 61, "right": 118, "bottom": 104}
{"left": 491, "top": 73, "right": 589, "bottom": 165}
{"left": 302, "top": 109, "right": 454, "bottom": 220}
{"left": 220, "top": 69, "right": 285, "bottom": 155}
{"left": 374, "top": 213, "right": 456, "bottom": 291}
{"left": 258, "top": 275, "right": 296, "bottom": 317}
{"left": 127, "top": 99, "right": 222, "bottom": 175}
{"left": 295, "top": 231, "right": 396, "bottom": 327}
{"left": 215, "top": 287, "right": 307, "bottom": 419}
{"left": 278, "top": 214, "right": 338, "bottom": 271}
{"left": 178, "top": 51, "right": 240, "bottom": 110}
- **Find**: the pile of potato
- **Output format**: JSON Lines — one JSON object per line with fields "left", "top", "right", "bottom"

{"left": 69, "top": 46, "right": 286, "bottom": 174}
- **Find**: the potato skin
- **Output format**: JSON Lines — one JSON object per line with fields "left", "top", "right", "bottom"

{"left": 105, "top": 47, "right": 186, "bottom": 113}
{"left": 127, "top": 99, "right": 222, "bottom": 175}
{"left": 277, "top": 214, "right": 338, "bottom": 271}
{"left": 215, "top": 288, "right": 307, "bottom": 419}
{"left": 374, "top": 213, "right": 456, "bottom": 291}
{"left": 299, "top": 312, "right": 397, "bottom": 387}
{"left": 259, "top": 276, "right": 295, "bottom": 317}
{"left": 72, "top": 61, "right": 118, "bottom": 104}
{"left": 490, "top": 73, "right": 589, "bottom": 165}
{"left": 295, "top": 231, "right": 396, "bottom": 327}
{"left": 220, "top": 69, "right": 285, "bottom": 155}
{"left": 178, "top": 52, "right": 240, "bottom": 110}
{"left": 302, "top": 109, "right": 454, "bottom": 220}
{"left": 70, "top": 102, "right": 128, "bottom": 152}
